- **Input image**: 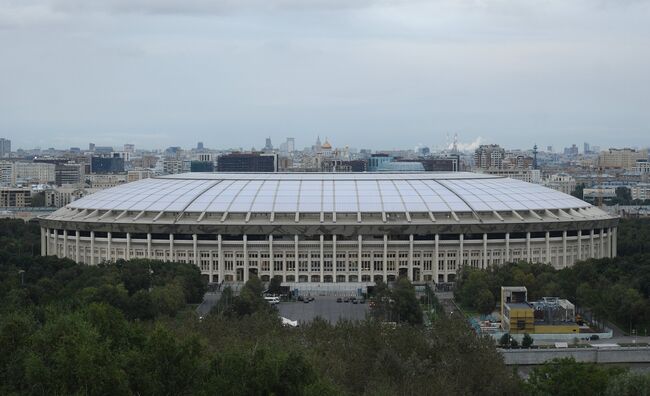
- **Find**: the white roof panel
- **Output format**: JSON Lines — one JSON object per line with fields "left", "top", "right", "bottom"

{"left": 65, "top": 172, "right": 594, "bottom": 218}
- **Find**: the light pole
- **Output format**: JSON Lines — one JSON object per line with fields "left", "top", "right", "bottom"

{"left": 18, "top": 270, "right": 25, "bottom": 286}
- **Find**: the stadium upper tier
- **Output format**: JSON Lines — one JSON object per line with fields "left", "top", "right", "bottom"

{"left": 57, "top": 172, "right": 597, "bottom": 221}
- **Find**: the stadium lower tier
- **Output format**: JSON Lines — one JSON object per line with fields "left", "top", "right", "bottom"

{"left": 41, "top": 226, "right": 617, "bottom": 284}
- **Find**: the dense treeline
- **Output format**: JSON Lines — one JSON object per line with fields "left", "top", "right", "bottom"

{"left": 0, "top": 219, "right": 521, "bottom": 395}
{"left": 618, "top": 218, "right": 650, "bottom": 256}
{"left": 2, "top": 219, "right": 649, "bottom": 395}
{"left": 526, "top": 357, "right": 650, "bottom": 396}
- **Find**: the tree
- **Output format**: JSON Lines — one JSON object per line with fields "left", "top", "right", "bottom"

{"left": 522, "top": 333, "right": 534, "bottom": 348}
{"left": 391, "top": 276, "right": 423, "bottom": 325}
{"left": 526, "top": 357, "right": 624, "bottom": 396}
{"left": 604, "top": 372, "right": 650, "bottom": 396}
{"left": 499, "top": 333, "right": 511, "bottom": 347}
{"left": 474, "top": 288, "right": 496, "bottom": 315}
{"left": 268, "top": 275, "right": 283, "bottom": 295}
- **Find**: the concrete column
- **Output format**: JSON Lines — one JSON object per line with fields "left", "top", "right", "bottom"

{"left": 244, "top": 234, "right": 249, "bottom": 282}
{"left": 168, "top": 233, "right": 174, "bottom": 262}
{"left": 600, "top": 228, "right": 604, "bottom": 259}
{"left": 268, "top": 234, "right": 273, "bottom": 281}
{"left": 577, "top": 230, "right": 582, "bottom": 261}
{"left": 562, "top": 230, "right": 567, "bottom": 268}
{"left": 505, "top": 232, "right": 510, "bottom": 263}
{"left": 545, "top": 232, "right": 550, "bottom": 264}
{"left": 90, "top": 231, "right": 95, "bottom": 265}
{"left": 295, "top": 235, "right": 300, "bottom": 282}
{"left": 218, "top": 234, "right": 224, "bottom": 283}
{"left": 332, "top": 234, "right": 337, "bottom": 282}
{"left": 75, "top": 231, "right": 80, "bottom": 262}
{"left": 62, "top": 230, "right": 68, "bottom": 259}
{"left": 408, "top": 234, "right": 414, "bottom": 281}
{"left": 147, "top": 233, "right": 152, "bottom": 259}
{"left": 319, "top": 235, "right": 324, "bottom": 282}
{"left": 208, "top": 237, "right": 214, "bottom": 283}
{"left": 41, "top": 228, "right": 46, "bottom": 256}
{"left": 434, "top": 234, "right": 439, "bottom": 283}
{"left": 483, "top": 233, "right": 488, "bottom": 269}
{"left": 383, "top": 234, "right": 388, "bottom": 281}
{"left": 357, "top": 235, "right": 363, "bottom": 282}
{"left": 192, "top": 234, "right": 198, "bottom": 266}
{"left": 53, "top": 229, "right": 59, "bottom": 258}
{"left": 526, "top": 232, "right": 531, "bottom": 263}
{"left": 590, "top": 229, "right": 595, "bottom": 258}
{"left": 126, "top": 233, "right": 131, "bottom": 261}
{"left": 459, "top": 234, "right": 464, "bottom": 268}
{"left": 107, "top": 232, "right": 112, "bottom": 262}
{"left": 607, "top": 227, "right": 612, "bottom": 258}
{"left": 612, "top": 227, "right": 617, "bottom": 257}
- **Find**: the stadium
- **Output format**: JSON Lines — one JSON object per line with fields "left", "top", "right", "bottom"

{"left": 39, "top": 172, "right": 618, "bottom": 284}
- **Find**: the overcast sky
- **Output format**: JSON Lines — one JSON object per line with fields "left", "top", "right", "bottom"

{"left": 1, "top": 0, "right": 649, "bottom": 151}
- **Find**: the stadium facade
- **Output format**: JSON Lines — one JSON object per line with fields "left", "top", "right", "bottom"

{"left": 39, "top": 173, "right": 618, "bottom": 284}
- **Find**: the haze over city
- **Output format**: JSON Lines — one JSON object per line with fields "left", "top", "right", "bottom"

{"left": 1, "top": 0, "right": 649, "bottom": 149}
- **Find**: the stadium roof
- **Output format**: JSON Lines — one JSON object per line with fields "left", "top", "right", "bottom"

{"left": 67, "top": 172, "right": 591, "bottom": 217}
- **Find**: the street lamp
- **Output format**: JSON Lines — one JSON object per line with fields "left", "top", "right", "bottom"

{"left": 18, "top": 270, "right": 25, "bottom": 286}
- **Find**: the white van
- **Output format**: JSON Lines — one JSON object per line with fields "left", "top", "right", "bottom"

{"left": 264, "top": 296, "right": 280, "bottom": 305}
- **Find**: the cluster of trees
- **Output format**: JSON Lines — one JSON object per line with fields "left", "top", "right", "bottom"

{"left": 370, "top": 277, "right": 424, "bottom": 325}
{"left": 456, "top": 219, "right": 650, "bottom": 330}
{"left": 617, "top": 218, "right": 650, "bottom": 256}
{"left": 212, "top": 276, "right": 276, "bottom": 317}
{"left": 455, "top": 257, "right": 650, "bottom": 331}
{"left": 526, "top": 357, "right": 650, "bottom": 396}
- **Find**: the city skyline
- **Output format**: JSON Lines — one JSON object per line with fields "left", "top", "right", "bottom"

{"left": 1, "top": 1, "right": 649, "bottom": 149}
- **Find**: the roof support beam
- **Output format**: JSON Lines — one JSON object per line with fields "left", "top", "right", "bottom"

{"left": 98, "top": 210, "right": 113, "bottom": 220}
{"left": 493, "top": 211, "right": 504, "bottom": 222}
{"left": 511, "top": 210, "right": 524, "bottom": 221}
{"left": 132, "top": 210, "right": 146, "bottom": 221}
{"left": 528, "top": 210, "right": 542, "bottom": 220}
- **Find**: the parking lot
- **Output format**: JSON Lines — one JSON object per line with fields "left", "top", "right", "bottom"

{"left": 278, "top": 295, "right": 370, "bottom": 324}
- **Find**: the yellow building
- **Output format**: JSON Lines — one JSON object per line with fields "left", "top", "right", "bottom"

{"left": 501, "top": 287, "right": 580, "bottom": 335}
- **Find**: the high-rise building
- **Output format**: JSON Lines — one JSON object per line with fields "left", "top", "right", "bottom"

{"left": 14, "top": 162, "right": 56, "bottom": 184}
{"left": 598, "top": 148, "right": 649, "bottom": 170}
{"left": 217, "top": 153, "right": 277, "bottom": 172}
{"left": 563, "top": 144, "right": 579, "bottom": 157}
{"left": 91, "top": 156, "right": 125, "bottom": 174}
{"left": 0, "top": 187, "right": 31, "bottom": 207}
{"left": 0, "top": 161, "right": 15, "bottom": 185}
{"left": 123, "top": 144, "right": 135, "bottom": 153}
{"left": 286, "top": 138, "right": 295, "bottom": 153}
{"left": 0, "top": 138, "right": 11, "bottom": 158}
{"left": 55, "top": 163, "right": 84, "bottom": 186}
{"left": 89, "top": 143, "right": 96, "bottom": 152}
{"left": 197, "top": 142, "right": 204, "bottom": 150}
{"left": 583, "top": 142, "right": 591, "bottom": 155}
{"left": 474, "top": 144, "right": 505, "bottom": 169}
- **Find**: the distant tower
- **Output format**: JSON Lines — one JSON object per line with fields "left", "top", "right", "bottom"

{"left": 533, "top": 144, "right": 539, "bottom": 170}
{"left": 197, "top": 142, "right": 204, "bottom": 150}
{"left": 264, "top": 138, "right": 273, "bottom": 151}
{"left": 452, "top": 133, "right": 459, "bottom": 154}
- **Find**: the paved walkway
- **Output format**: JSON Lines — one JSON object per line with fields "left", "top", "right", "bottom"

{"left": 278, "top": 296, "right": 369, "bottom": 324}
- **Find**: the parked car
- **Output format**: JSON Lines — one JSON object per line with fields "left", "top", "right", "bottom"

{"left": 343, "top": 297, "right": 350, "bottom": 303}
{"left": 297, "top": 295, "right": 304, "bottom": 301}
{"left": 337, "top": 297, "right": 343, "bottom": 303}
